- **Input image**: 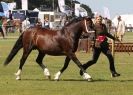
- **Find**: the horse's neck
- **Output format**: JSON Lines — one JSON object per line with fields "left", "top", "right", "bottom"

{"left": 69, "top": 22, "right": 82, "bottom": 35}
{"left": 64, "top": 22, "right": 82, "bottom": 43}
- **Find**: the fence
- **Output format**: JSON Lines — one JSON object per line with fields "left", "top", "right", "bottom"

{"left": 78, "top": 39, "right": 133, "bottom": 53}
{"left": 109, "top": 42, "right": 133, "bottom": 52}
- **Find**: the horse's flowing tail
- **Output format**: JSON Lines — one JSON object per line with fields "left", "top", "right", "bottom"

{"left": 4, "top": 34, "right": 23, "bottom": 66}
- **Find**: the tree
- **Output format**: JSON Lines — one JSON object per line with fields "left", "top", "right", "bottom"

{"left": 14, "top": 0, "right": 21, "bottom": 9}
{"left": 81, "top": 4, "right": 94, "bottom": 17}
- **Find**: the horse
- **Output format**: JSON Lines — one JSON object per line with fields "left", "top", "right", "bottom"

{"left": 3, "top": 19, "right": 22, "bottom": 35}
{"left": 4, "top": 17, "right": 94, "bottom": 81}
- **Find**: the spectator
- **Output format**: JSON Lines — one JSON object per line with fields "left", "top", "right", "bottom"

{"left": 102, "top": 17, "right": 112, "bottom": 33}
{"left": 43, "top": 17, "right": 49, "bottom": 29}
{"left": 116, "top": 16, "right": 126, "bottom": 41}
{"left": 36, "top": 18, "right": 42, "bottom": 27}
{"left": 60, "top": 16, "right": 67, "bottom": 27}
{"left": 1, "top": 17, "right": 7, "bottom": 38}
{"left": 0, "top": 16, "right": 5, "bottom": 38}
{"left": 8, "top": 10, "right": 13, "bottom": 21}
{"left": 22, "top": 18, "right": 30, "bottom": 32}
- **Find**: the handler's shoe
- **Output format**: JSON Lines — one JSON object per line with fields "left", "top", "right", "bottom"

{"left": 111, "top": 73, "right": 120, "bottom": 77}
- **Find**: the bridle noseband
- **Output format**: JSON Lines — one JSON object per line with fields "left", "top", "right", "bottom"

{"left": 84, "top": 19, "right": 90, "bottom": 33}
{"left": 84, "top": 19, "right": 95, "bottom": 33}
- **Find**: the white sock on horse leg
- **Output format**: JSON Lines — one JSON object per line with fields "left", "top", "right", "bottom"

{"left": 54, "top": 71, "right": 61, "bottom": 81}
{"left": 15, "top": 69, "right": 22, "bottom": 80}
{"left": 44, "top": 68, "right": 50, "bottom": 76}
{"left": 83, "top": 73, "right": 92, "bottom": 80}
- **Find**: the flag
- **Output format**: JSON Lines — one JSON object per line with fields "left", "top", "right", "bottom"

{"left": 75, "top": 3, "right": 80, "bottom": 17}
{"left": 103, "top": 6, "right": 110, "bottom": 19}
{"left": 75, "top": 4, "right": 88, "bottom": 17}
{"left": 21, "top": 0, "right": 28, "bottom": 10}
{"left": 58, "top": 0, "right": 65, "bottom": 13}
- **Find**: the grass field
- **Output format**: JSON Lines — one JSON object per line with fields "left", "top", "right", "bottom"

{"left": 0, "top": 32, "right": 133, "bottom": 95}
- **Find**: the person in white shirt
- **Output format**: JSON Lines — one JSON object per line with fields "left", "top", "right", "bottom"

{"left": 116, "top": 16, "right": 126, "bottom": 41}
{"left": 43, "top": 17, "right": 49, "bottom": 29}
{"left": 22, "top": 18, "right": 30, "bottom": 32}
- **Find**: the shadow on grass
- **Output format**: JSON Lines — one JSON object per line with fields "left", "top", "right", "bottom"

{"left": 21, "top": 78, "right": 133, "bottom": 82}
{"left": 22, "top": 78, "right": 85, "bottom": 82}
{"left": 94, "top": 78, "right": 133, "bottom": 82}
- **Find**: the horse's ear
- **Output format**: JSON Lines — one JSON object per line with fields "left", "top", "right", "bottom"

{"left": 86, "top": 16, "right": 92, "bottom": 20}
{"left": 82, "top": 16, "right": 91, "bottom": 21}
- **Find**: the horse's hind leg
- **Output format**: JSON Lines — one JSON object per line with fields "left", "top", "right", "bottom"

{"left": 54, "top": 56, "right": 70, "bottom": 81}
{"left": 36, "top": 51, "right": 51, "bottom": 80}
{"left": 15, "top": 49, "right": 32, "bottom": 80}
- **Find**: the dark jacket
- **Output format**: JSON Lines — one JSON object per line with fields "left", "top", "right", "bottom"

{"left": 94, "top": 23, "right": 115, "bottom": 48}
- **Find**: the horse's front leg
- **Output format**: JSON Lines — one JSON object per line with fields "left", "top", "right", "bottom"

{"left": 36, "top": 52, "right": 51, "bottom": 80}
{"left": 68, "top": 53, "right": 92, "bottom": 81}
{"left": 54, "top": 56, "right": 71, "bottom": 81}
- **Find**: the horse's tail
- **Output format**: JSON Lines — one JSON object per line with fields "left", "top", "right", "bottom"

{"left": 4, "top": 33, "right": 23, "bottom": 66}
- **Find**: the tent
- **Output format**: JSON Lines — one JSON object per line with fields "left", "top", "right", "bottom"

{"left": 33, "top": 8, "right": 40, "bottom": 12}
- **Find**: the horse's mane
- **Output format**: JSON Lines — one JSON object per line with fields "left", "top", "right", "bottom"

{"left": 65, "top": 17, "right": 83, "bottom": 26}
{"left": 60, "top": 16, "right": 92, "bottom": 34}
{"left": 61, "top": 17, "right": 83, "bottom": 32}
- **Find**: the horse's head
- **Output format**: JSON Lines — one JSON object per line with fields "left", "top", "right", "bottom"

{"left": 81, "top": 16, "right": 95, "bottom": 34}
{"left": 62, "top": 17, "right": 95, "bottom": 37}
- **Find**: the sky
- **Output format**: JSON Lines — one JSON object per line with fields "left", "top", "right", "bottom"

{"left": 77, "top": 0, "right": 133, "bottom": 19}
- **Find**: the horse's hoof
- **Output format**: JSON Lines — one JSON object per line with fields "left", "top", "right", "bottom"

{"left": 54, "top": 71, "right": 61, "bottom": 81}
{"left": 54, "top": 79, "right": 59, "bottom": 81}
{"left": 87, "top": 78, "right": 93, "bottom": 82}
{"left": 82, "top": 73, "right": 91, "bottom": 80}
{"left": 14, "top": 73, "right": 21, "bottom": 80}
{"left": 16, "top": 76, "right": 21, "bottom": 80}
{"left": 46, "top": 75, "right": 51, "bottom": 80}
{"left": 16, "top": 78, "right": 21, "bottom": 80}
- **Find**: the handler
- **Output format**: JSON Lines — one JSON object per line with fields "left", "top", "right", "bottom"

{"left": 80, "top": 15, "right": 120, "bottom": 77}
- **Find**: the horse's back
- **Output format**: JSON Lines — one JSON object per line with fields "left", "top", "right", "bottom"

{"left": 22, "top": 27, "right": 59, "bottom": 45}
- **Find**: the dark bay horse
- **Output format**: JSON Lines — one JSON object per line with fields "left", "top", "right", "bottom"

{"left": 4, "top": 17, "right": 94, "bottom": 81}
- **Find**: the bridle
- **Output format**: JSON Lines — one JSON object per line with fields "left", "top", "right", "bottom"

{"left": 84, "top": 19, "right": 90, "bottom": 33}
{"left": 84, "top": 18, "right": 95, "bottom": 33}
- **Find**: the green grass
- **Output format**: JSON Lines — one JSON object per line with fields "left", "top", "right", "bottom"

{"left": 0, "top": 32, "right": 133, "bottom": 95}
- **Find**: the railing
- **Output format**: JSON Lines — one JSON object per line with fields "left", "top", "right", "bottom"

{"left": 109, "top": 42, "right": 133, "bottom": 52}
{"left": 78, "top": 39, "right": 133, "bottom": 53}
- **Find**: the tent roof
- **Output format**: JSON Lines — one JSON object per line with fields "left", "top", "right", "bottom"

{"left": 33, "top": 8, "right": 40, "bottom": 12}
